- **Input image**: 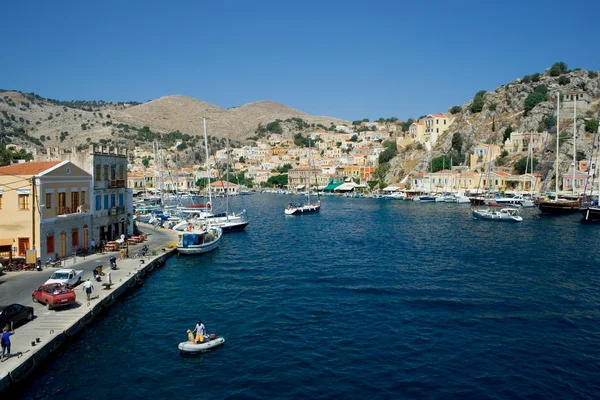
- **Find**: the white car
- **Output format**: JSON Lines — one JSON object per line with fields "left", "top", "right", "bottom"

{"left": 44, "top": 269, "right": 84, "bottom": 287}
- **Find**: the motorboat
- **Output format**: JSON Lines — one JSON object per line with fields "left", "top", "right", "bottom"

{"left": 285, "top": 201, "right": 321, "bottom": 215}
{"left": 472, "top": 207, "right": 523, "bottom": 222}
{"left": 177, "top": 224, "right": 223, "bottom": 254}
{"left": 179, "top": 334, "right": 225, "bottom": 354}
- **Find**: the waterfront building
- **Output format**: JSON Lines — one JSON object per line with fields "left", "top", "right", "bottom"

{"left": 409, "top": 121, "right": 426, "bottom": 143}
{"left": 0, "top": 160, "right": 92, "bottom": 259}
{"left": 423, "top": 114, "right": 454, "bottom": 145}
{"left": 505, "top": 173, "right": 542, "bottom": 193}
{"left": 209, "top": 180, "right": 239, "bottom": 195}
{"left": 562, "top": 169, "right": 588, "bottom": 193}
{"left": 42, "top": 146, "right": 130, "bottom": 242}
{"left": 288, "top": 167, "right": 320, "bottom": 190}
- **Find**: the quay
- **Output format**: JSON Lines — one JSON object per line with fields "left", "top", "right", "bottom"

{"left": 0, "top": 224, "right": 178, "bottom": 395}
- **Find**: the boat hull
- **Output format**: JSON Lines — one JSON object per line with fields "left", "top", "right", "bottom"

{"left": 177, "top": 227, "right": 223, "bottom": 254}
{"left": 221, "top": 221, "right": 249, "bottom": 232}
{"left": 178, "top": 337, "right": 225, "bottom": 353}
{"left": 536, "top": 200, "right": 580, "bottom": 214}
{"left": 285, "top": 204, "right": 321, "bottom": 215}
{"left": 472, "top": 210, "right": 523, "bottom": 222}
{"left": 581, "top": 207, "right": 600, "bottom": 222}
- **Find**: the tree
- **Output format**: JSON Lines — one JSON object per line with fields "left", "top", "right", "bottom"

{"left": 141, "top": 158, "right": 150, "bottom": 168}
{"left": 451, "top": 132, "right": 463, "bottom": 152}
{"left": 558, "top": 75, "right": 570, "bottom": 85}
{"left": 576, "top": 151, "right": 586, "bottom": 162}
{"left": 522, "top": 75, "right": 532, "bottom": 84}
{"left": 350, "top": 134, "right": 358, "bottom": 142}
{"left": 470, "top": 90, "right": 486, "bottom": 113}
{"left": 267, "top": 174, "right": 288, "bottom": 187}
{"left": 503, "top": 125, "right": 513, "bottom": 142}
{"left": 401, "top": 118, "right": 415, "bottom": 131}
{"left": 585, "top": 119, "right": 599, "bottom": 133}
{"left": 549, "top": 61, "right": 568, "bottom": 76}
{"left": 524, "top": 85, "right": 548, "bottom": 112}
{"left": 378, "top": 147, "right": 398, "bottom": 164}
{"left": 514, "top": 156, "right": 539, "bottom": 174}
{"left": 431, "top": 155, "right": 452, "bottom": 172}
{"left": 449, "top": 106, "right": 462, "bottom": 114}
{"left": 531, "top": 73, "right": 541, "bottom": 82}
{"left": 372, "top": 163, "right": 390, "bottom": 182}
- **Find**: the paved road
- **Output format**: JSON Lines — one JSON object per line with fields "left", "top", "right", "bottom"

{"left": 0, "top": 224, "right": 177, "bottom": 306}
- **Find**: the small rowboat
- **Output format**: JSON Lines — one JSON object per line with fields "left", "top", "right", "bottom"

{"left": 178, "top": 335, "right": 225, "bottom": 354}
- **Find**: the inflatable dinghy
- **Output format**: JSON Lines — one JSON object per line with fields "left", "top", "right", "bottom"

{"left": 178, "top": 336, "right": 225, "bottom": 353}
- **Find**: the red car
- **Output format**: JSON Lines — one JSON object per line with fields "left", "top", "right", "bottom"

{"left": 32, "top": 283, "right": 77, "bottom": 310}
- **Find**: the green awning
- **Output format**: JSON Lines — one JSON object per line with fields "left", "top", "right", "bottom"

{"left": 323, "top": 183, "right": 342, "bottom": 191}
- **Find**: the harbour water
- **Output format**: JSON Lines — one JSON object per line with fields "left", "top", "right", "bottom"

{"left": 19, "top": 195, "right": 600, "bottom": 399}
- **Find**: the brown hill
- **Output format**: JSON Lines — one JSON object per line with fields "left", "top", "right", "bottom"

{"left": 0, "top": 91, "right": 347, "bottom": 153}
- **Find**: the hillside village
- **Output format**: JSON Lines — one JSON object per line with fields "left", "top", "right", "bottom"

{"left": 0, "top": 63, "right": 599, "bottom": 200}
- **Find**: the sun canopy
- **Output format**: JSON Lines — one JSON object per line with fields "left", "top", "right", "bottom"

{"left": 382, "top": 185, "right": 400, "bottom": 192}
{"left": 334, "top": 182, "right": 359, "bottom": 191}
{"left": 296, "top": 185, "right": 305, "bottom": 190}
{"left": 323, "top": 182, "right": 343, "bottom": 191}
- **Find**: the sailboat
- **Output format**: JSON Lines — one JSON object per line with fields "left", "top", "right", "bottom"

{"left": 285, "top": 143, "right": 321, "bottom": 215}
{"left": 536, "top": 93, "right": 581, "bottom": 214}
{"left": 580, "top": 111, "right": 600, "bottom": 222}
{"left": 177, "top": 118, "right": 223, "bottom": 254}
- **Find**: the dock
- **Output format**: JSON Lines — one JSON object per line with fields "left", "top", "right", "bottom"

{"left": 0, "top": 224, "right": 178, "bottom": 394}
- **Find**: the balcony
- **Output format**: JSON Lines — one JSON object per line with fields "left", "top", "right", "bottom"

{"left": 109, "top": 179, "right": 126, "bottom": 188}
{"left": 109, "top": 206, "right": 126, "bottom": 216}
{"left": 56, "top": 204, "right": 90, "bottom": 216}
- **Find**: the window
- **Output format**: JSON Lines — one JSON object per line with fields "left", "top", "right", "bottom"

{"left": 58, "top": 192, "right": 66, "bottom": 208}
{"left": 95, "top": 165, "right": 101, "bottom": 181}
{"left": 18, "top": 194, "right": 29, "bottom": 210}
{"left": 95, "top": 195, "right": 101, "bottom": 211}
{"left": 110, "top": 194, "right": 115, "bottom": 208}
{"left": 119, "top": 166, "right": 124, "bottom": 180}
{"left": 495, "top": 180, "right": 499, "bottom": 185}
{"left": 46, "top": 193, "right": 52, "bottom": 209}
{"left": 47, "top": 235, "right": 55, "bottom": 254}
{"left": 81, "top": 191, "right": 86, "bottom": 206}
{"left": 104, "top": 166, "right": 109, "bottom": 181}
{"left": 119, "top": 193, "right": 124, "bottom": 207}
{"left": 71, "top": 191, "right": 79, "bottom": 210}
{"left": 104, "top": 194, "right": 109, "bottom": 209}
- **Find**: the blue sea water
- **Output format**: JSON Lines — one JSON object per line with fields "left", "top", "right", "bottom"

{"left": 19, "top": 195, "right": 600, "bottom": 399}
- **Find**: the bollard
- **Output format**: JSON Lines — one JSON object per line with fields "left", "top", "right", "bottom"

{"left": 36, "top": 338, "right": 40, "bottom": 343}
{"left": 31, "top": 341, "right": 36, "bottom": 347}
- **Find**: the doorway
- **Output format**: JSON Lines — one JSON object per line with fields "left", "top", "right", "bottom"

{"left": 59, "top": 232, "right": 67, "bottom": 257}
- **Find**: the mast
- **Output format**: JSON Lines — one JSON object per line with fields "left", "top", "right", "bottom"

{"left": 555, "top": 94, "right": 560, "bottom": 201}
{"left": 307, "top": 140, "right": 311, "bottom": 204}
{"left": 226, "top": 138, "right": 230, "bottom": 220}
{"left": 572, "top": 95, "right": 577, "bottom": 194}
{"left": 203, "top": 118, "right": 212, "bottom": 206}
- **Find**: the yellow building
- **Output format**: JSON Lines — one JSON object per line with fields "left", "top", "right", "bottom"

{"left": 0, "top": 161, "right": 92, "bottom": 260}
{"left": 423, "top": 114, "right": 453, "bottom": 145}
{"left": 128, "top": 174, "right": 146, "bottom": 192}
{"left": 469, "top": 144, "right": 502, "bottom": 169}
{"left": 409, "top": 121, "right": 426, "bottom": 143}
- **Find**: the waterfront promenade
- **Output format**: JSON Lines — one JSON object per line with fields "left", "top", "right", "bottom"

{"left": 0, "top": 224, "right": 177, "bottom": 393}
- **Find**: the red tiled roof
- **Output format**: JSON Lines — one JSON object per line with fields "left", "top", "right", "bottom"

{"left": 0, "top": 161, "right": 62, "bottom": 176}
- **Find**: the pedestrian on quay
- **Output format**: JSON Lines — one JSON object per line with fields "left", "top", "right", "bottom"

{"left": 83, "top": 278, "right": 94, "bottom": 301}
{"left": 91, "top": 239, "right": 96, "bottom": 253}
{"left": 1, "top": 326, "right": 14, "bottom": 362}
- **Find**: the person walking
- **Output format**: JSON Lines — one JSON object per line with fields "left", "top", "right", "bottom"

{"left": 1, "top": 326, "right": 14, "bottom": 362}
{"left": 90, "top": 239, "right": 96, "bottom": 253}
{"left": 83, "top": 278, "right": 94, "bottom": 301}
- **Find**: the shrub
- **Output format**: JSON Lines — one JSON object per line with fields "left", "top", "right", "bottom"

{"left": 585, "top": 119, "right": 599, "bottom": 133}
{"left": 471, "top": 90, "right": 486, "bottom": 113}
{"left": 514, "top": 156, "right": 539, "bottom": 174}
{"left": 558, "top": 75, "right": 570, "bottom": 85}
{"left": 522, "top": 75, "right": 531, "bottom": 84}
{"left": 503, "top": 125, "right": 513, "bottom": 142}
{"left": 588, "top": 71, "right": 598, "bottom": 79}
{"left": 488, "top": 103, "right": 497, "bottom": 112}
{"left": 524, "top": 85, "right": 548, "bottom": 112}
{"left": 531, "top": 73, "right": 541, "bottom": 82}
{"left": 549, "top": 62, "right": 568, "bottom": 76}
{"left": 449, "top": 106, "right": 462, "bottom": 114}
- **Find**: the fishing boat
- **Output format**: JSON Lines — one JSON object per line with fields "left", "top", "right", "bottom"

{"left": 285, "top": 141, "right": 321, "bottom": 215}
{"left": 472, "top": 207, "right": 523, "bottom": 222}
{"left": 177, "top": 221, "right": 223, "bottom": 254}
{"left": 178, "top": 334, "right": 225, "bottom": 354}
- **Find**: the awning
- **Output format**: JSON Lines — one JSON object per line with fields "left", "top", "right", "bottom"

{"left": 296, "top": 185, "right": 306, "bottom": 190}
{"left": 323, "top": 183, "right": 343, "bottom": 191}
{"left": 0, "top": 238, "right": 13, "bottom": 246}
{"left": 382, "top": 185, "right": 400, "bottom": 192}
{"left": 334, "top": 182, "right": 359, "bottom": 191}
{"left": 317, "top": 185, "right": 327, "bottom": 190}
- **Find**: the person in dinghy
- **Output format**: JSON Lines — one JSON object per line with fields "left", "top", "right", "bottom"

{"left": 193, "top": 320, "right": 206, "bottom": 343}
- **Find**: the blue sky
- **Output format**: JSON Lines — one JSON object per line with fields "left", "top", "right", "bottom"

{"left": 2, "top": 0, "right": 599, "bottom": 122}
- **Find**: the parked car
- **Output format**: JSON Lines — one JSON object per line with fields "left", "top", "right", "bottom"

{"left": 0, "top": 304, "right": 34, "bottom": 329}
{"left": 32, "top": 283, "right": 77, "bottom": 310}
{"left": 45, "top": 269, "right": 84, "bottom": 287}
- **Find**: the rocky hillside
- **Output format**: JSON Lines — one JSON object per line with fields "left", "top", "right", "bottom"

{"left": 387, "top": 65, "right": 600, "bottom": 185}
{"left": 0, "top": 91, "right": 347, "bottom": 155}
